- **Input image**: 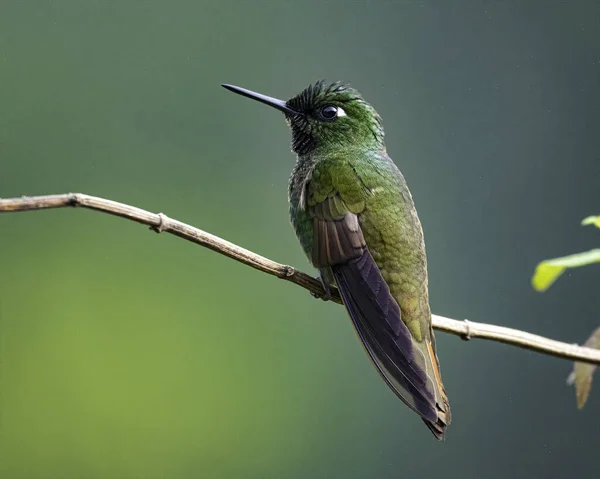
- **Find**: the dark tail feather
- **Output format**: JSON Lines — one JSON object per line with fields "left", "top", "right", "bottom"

{"left": 423, "top": 417, "right": 447, "bottom": 441}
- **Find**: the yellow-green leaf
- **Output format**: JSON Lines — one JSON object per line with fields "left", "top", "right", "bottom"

{"left": 531, "top": 263, "right": 566, "bottom": 292}
{"left": 531, "top": 249, "right": 600, "bottom": 292}
{"left": 581, "top": 216, "right": 600, "bottom": 229}
{"left": 567, "top": 327, "right": 600, "bottom": 409}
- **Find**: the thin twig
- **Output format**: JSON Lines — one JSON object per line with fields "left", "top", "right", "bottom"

{"left": 1, "top": 193, "right": 599, "bottom": 365}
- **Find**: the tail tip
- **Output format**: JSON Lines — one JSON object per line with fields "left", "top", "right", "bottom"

{"left": 424, "top": 406, "right": 451, "bottom": 441}
{"left": 424, "top": 418, "right": 448, "bottom": 440}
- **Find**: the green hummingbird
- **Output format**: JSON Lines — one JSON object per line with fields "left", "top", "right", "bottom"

{"left": 222, "top": 80, "right": 451, "bottom": 439}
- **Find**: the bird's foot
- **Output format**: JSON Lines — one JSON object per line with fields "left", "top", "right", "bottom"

{"left": 310, "top": 273, "right": 332, "bottom": 301}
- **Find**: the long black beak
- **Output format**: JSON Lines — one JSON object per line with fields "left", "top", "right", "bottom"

{"left": 222, "top": 84, "right": 301, "bottom": 116}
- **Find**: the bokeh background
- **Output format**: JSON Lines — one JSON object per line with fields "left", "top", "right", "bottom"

{"left": 1, "top": 1, "right": 599, "bottom": 478}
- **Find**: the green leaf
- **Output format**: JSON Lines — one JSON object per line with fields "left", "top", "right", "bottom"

{"left": 531, "top": 249, "right": 600, "bottom": 292}
{"left": 581, "top": 216, "right": 600, "bottom": 229}
{"left": 567, "top": 327, "right": 600, "bottom": 409}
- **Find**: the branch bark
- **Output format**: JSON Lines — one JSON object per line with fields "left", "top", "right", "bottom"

{"left": 2, "top": 193, "right": 599, "bottom": 365}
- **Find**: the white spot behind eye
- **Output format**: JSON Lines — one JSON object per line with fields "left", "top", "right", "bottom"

{"left": 337, "top": 107, "right": 347, "bottom": 117}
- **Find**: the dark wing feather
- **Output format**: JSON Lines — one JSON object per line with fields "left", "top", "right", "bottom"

{"left": 312, "top": 213, "right": 365, "bottom": 267}
{"left": 333, "top": 249, "right": 438, "bottom": 422}
{"left": 310, "top": 194, "right": 439, "bottom": 424}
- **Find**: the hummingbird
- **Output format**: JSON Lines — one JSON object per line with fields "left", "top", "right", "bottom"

{"left": 222, "top": 80, "right": 451, "bottom": 439}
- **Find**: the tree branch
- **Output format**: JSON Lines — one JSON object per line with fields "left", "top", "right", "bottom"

{"left": 2, "top": 193, "right": 599, "bottom": 365}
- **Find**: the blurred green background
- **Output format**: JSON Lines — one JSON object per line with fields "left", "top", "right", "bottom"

{"left": 1, "top": 1, "right": 599, "bottom": 478}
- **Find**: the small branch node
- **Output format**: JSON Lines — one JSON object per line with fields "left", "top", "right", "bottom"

{"left": 461, "top": 319, "right": 472, "bottom": 341}
{"left": 284, "top": 265, "right": 295, "bottom": 277}
{"left": 67, "top": 193, "right": 79, "bottom": 206}
{"left": 151, "top": 212, "right": 169, "bottom": 234}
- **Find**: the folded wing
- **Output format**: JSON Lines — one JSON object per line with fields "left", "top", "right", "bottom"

{"left": 310, "top": 194, "right": 441, "bottom": 426}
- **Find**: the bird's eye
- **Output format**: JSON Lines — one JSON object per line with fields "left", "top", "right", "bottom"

{"left": 320, "top": 105, "right": 339, "bottom": 120}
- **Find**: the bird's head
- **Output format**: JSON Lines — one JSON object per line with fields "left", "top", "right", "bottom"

{"left": 222, "top": 80, "right": 385, "bottom": 155}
